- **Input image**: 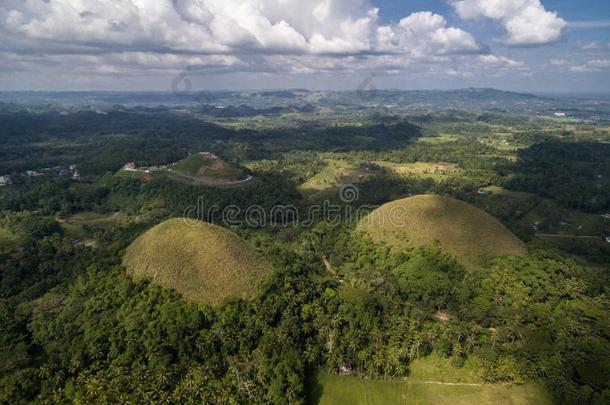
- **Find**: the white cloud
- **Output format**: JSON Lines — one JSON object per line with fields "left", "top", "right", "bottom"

{"left": 0, "top": 0, "right": 481, "bottom": 56}
{"left": 549, "top": 58, "right": 567, "bottom": 66}
{"left": 381, "top": 12, "right": 480, "bottom": 55}
{"left": 0, "top": 0, "right": 538, "bottom": 89}
{"left": 450, "top": 0, "right": 566, "bottom": 45}
{"left": 570, "top": 59, "right": 610, "bottom": 73}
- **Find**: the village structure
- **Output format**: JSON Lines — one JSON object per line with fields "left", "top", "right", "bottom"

{"left": 122, "top": 161, "right": 168, "bottom": 174}
{"left": 0, "top": 164, "right": 80, "bottom": 185}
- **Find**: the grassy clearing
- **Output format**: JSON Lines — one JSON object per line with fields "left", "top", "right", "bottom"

{"left": 518, "top": 200, "right": 609, "bottom": 237}
{"left": 63, "top": 212, "right": 122, "bottom": 227}
{"left": 298, "top": 159, "right": 375, "bottom": 198}
{"left": 309, "top": 354, "right": 552, "bottom": 405}
{"left": 481, "top": 186, "right": 534, "bottom": 201}
{"left": 416, "top": 135, "right": 458, "bottom": 144}
{"left": 59, "top": 212, "right": 123, "bottom": 247}
{"left": 171, "top": 152, "right": 246, "bottom": 180}
{"left": 375, "top": 161, "right": 461, "bottom": 180}
{"left": 123, "top": 218, "right": 272, "bottom": 305}
{"left": 358, "top": 194, "right": 527, "bottom": 268}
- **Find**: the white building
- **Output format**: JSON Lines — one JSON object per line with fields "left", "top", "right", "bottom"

{"left": 554, "top": 112, "right": 566, "bottom": 117}
{"left": 0, "top": 175, "right": 10, "bottom": 186}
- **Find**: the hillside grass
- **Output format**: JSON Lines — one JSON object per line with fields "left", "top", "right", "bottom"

{"left": 308, "top": 354, "right": 552, "bottom": 405}
{"left": 298, "top": 158, "right": 376, "bottom": 199}
{"left": 123, "top": 218, "right": 272, "bottom": 305}
{"left": 357, "top": 194, "right": 527, "bottom": 268}
{"left": 171, "top": 153, "right": 246, "bottom": 180}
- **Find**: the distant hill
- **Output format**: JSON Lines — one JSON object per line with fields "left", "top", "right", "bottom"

{"left": 2, "top": 89, "right": 610, "bottom": 122}
{"left": 170, "top": 152, "right": 247, "bottom": 181}
{"left": 357, "top": 194, "right": 527, "bottom": 268}
{"left": 123, "top": 218, "right": 272, "bottom": 304}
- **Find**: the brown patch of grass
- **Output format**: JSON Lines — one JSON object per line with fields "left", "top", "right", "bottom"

{"left": 123, "top": 218, "right": 272, "bottom": 304}
{"left": 358, "top": 194, "right": 527, "bottom": 268}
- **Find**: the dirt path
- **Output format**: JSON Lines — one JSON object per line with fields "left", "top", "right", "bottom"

{"left": 321, "top": 255, "right": 335, "bottom": 274}
{"left": 168, "top": 169, "right": 254, "bottom": 187}
{"left": 536, "top": 233, "right": 600, "bottom": 240}
{"left": 408, "top": 381, "right": 488, "bottom": 386}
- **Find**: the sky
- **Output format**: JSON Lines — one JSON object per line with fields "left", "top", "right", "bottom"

{"left": 0, "top": 0, "right": 609, "bottom": 93}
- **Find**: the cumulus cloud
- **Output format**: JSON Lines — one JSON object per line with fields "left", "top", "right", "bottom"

{"left": 0, "top": 0, "right": 537, "bottom": 89}
{"left": 0, "top": 0, "right": 482, "bottom": 56}
{"left": 378, "top": 12, "right": 480, "bottom": 56}
{"left": 450, "top": 0, "right": 566, "bottom": 45}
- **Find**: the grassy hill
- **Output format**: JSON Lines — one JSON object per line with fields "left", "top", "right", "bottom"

{"left": 308, "top": 354, "right": 551, "bottom": 405}
{"left": 171, "top": 152, "right": 246, "bottom": 180}
{"left": 123, "top": 218, "right": 272, "bottom": 304}
{"left": 357, "top": 194, "right": 526, "bottom": 268}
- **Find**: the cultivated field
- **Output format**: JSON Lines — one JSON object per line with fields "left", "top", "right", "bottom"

{"left": 309, "top": 354, "right": 551, "bottom": 405}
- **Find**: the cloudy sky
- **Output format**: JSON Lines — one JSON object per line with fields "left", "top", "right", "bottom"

{"left": 1, "top": 0, "right": 609, "bottom": 93}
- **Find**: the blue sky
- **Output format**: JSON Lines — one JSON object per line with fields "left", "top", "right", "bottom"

{"left": 0, "top": 0, "right": 609, "bottom": 92}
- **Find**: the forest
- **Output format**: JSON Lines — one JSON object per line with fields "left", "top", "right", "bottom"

{"left": 0, "top": 105, "right": 609, "bottom": 404}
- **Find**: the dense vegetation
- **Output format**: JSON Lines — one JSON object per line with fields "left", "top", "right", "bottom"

{"left": 0, "top": 105, "right": 608, "bottom": 404}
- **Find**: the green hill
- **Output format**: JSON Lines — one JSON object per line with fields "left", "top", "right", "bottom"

{"left": 357, "top": 194, "right": 526, "bottom": 267}
{"left": 123, "top": 218, "right": 272, "bottom": 304}
{"left": 171, "top": 152, "right": 246, "bottom": 180}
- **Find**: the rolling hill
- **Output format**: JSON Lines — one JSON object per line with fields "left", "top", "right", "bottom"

{"left": 123, "top": 218, "right": 272, "bottom": 304}
{"left": 170, "top": 152, "right": 249, "bottom": 182}
{"left": 357, "top": 194, "right": 527, "bottom": 268}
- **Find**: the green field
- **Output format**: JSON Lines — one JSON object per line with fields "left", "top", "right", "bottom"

{"left": 123, "top": 218, "right": 272, "bottom": 304}
{"left": 517, "top": 199, "right": 609, "bottom": 237}
{"left": 309, "top": 355, "right": 551, "bottom": 405}
{"left": 416, "top": 135, "right": 459, "bottom": 144}
{"left": 358, "top": 194, "right": 527, "bottom": 268}
{"left": 171, "top": 152, "right": 246, "bottom": 180}
{"left": 481, "top": 186, "right": 534, "bottom": 201}
{"left": 375, "top": 161, "right": 462, "bottom": 180}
